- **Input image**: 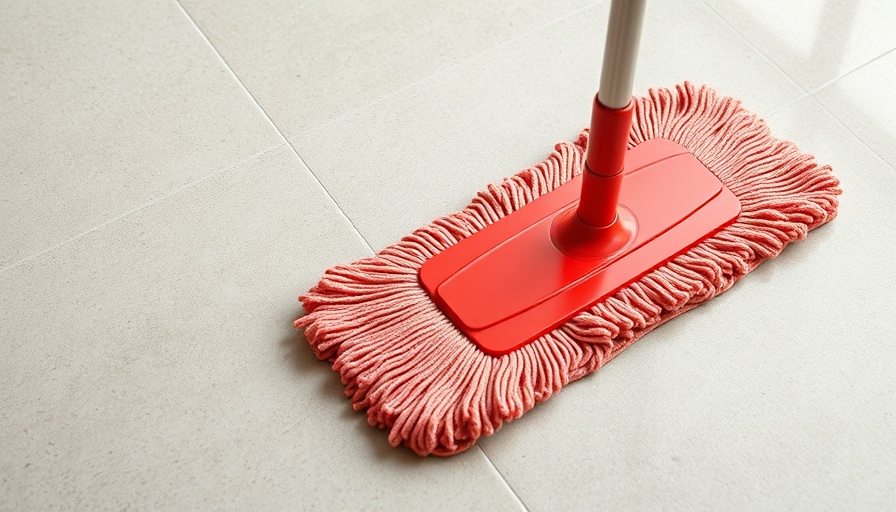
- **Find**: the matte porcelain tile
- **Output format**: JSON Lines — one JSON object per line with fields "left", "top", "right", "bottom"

{"left": 816, "top": 49, "right": 896, "bottom": 168}
{"left": 0, "top": 0, "right": 281, "bottom": 269}
{"left": 179, "top": 0, "right": 590, "bottom": 137}
{"left": 705, "top": 0, "right": 896, "bottom": 90}
{"left": 478, "top": 98, "right": 895, "bottom": 510}
{"left": 293, "top": 0, "right": 802, "bottom": 252}
{"left": 0, "top": 147, "right": 522, "bottom": 511}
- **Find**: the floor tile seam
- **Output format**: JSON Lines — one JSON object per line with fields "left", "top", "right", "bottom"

{"left": 0, "top": 143, "right": 288, "bottom": 277}
{"left": 477, "top": 445, "right": 531, "bottom": 512}
{"left": 812, "top": 95, "right": 896, "bottom": 172}
{"left": 173, "top": 0, "right": 375, "bottom": 256}
{"left": 767, "top": 90, "right": 896, "bottom": 176}
{"left": 808, "top": 46, "right": 896, "bottom": 95}
{"left": 698, "top": 0, "right": 807, "bottom": 100}
{"left": 293, "top": 0, "right": 608, "bottom": 139}
{"left": 763, "top": 91, "right": 813, "bottom": 118}
{"left": 807, "top": 47, "right": 896, "bottom": 169}
{"left": 715, "top": 29, "right": 895, "bottom": 119}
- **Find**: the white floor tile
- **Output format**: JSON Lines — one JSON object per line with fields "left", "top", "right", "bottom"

{"left": 478, "top": 97, "right": 896, "bottom": 510}
{"left": 816, "top": 49, "right": 896, "bottom": 169}
{"left": 292, "top": 0, "right": 802, "bottom": 251}
{"left": 0, "top": 147, "right": 521, "bottom": 511}
{"left": 0, "top": 0, "right": 282, "bottom": 270}
{"left": 705, "top": 0, "right": 896, "bottom": 90}
{"left": 179, "top": 0, "right": 591, "bottom": 137}
{"left": 4, "top": 0, "right": 894, "bottom": 508}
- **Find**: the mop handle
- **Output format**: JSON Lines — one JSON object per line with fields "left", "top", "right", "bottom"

{"left": 578, "top": 0, "right": 647, "bottom": 228}
{"left": 598, "top": 0, "right": 646, "bottom": 109}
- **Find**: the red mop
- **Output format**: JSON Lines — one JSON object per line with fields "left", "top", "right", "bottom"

{"left": 296, "top": 0, "right": 840, "bottom": 456}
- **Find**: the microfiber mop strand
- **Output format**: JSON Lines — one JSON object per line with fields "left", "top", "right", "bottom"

{"left": 296, "top": 83, "right": 840, "bottom": 456}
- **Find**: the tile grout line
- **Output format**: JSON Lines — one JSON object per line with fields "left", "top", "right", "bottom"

{"left": 763, "top": 91, "right": 813, "bottom": 118}
{"left": 698, "top": 0, "right": 807, "bottom": 104}
{"left": 0, "top": 143, "right": 287, "bottom": 275}
{"left": 477, "top": 446, "right": 531, "bottom": 512}
{"left": 813, "top": 98, "right": 896, "bottom": 173}
{"left": 808, "top": 46, "right": 896, "bottom": 96}
{"left": 740, "top": 48, "right": 896, "bottom": 117}
{"left": 172, "top": 0, "right": 375, "bottom": 255}
{"left": 701, "top": 0, "right": 896, "bottom": 120}
{"left": 805, "top": 48, "right": 896, "bottom": 153}
{"left": 767, "top": 48, "right": 896, "bottom": 162}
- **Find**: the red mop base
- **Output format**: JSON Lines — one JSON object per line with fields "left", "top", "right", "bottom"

{"left": 420, "top": 138, "right": 741, "bottom": 356}
{"left": 297, "top": 83, "right": 841, "bottom": 456}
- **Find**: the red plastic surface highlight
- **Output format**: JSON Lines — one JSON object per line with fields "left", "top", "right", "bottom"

{"left": 578, "top": 96, "right": 633, "bottom": 227}
{"left": 419, "top": 138, "right": 741, "bottom": 356}
{"left": 586, "top": 95, "right": 633, "bottom": 177}
{"left": 550, "top": 204, "right": 637, "bottom": 259}
{"left": 577, "top": 171, "right": 625, "bottom": 229}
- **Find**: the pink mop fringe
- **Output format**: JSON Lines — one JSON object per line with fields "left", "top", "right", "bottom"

{"left": 296, "top": 83, "right": 841, "bottom": 456}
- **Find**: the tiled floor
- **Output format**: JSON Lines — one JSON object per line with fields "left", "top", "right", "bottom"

{"left": 2, "top": 0, "right": 894, "bottom": 509}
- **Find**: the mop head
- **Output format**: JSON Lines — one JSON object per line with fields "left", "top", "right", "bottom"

{"left": 296, "top": 83, "right": 840, "bottom": 456}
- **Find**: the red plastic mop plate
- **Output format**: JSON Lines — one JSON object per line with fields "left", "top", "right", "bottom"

{"left": 419, "top": 137, "right": 741, "bottom": 356}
